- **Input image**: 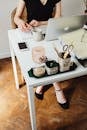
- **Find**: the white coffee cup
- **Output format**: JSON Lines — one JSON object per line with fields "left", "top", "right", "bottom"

{"left": 31, "top": 28, "right": 44, "bottom": 41}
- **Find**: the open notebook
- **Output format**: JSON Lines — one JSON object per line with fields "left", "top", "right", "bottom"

{"left": 60, "top": 28, "right": 87, "bottom": 59}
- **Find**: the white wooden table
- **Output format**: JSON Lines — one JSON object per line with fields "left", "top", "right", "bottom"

{"left": 8, "top": 29, "right": 87, "bottom": 130}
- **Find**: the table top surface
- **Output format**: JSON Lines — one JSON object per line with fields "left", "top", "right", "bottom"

{"left": 8, "top": 29, "right": 87, "bottom": 87}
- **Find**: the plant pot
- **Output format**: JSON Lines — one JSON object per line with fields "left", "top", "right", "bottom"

{"left": 45, "top": 60, "right": 59, "bottom": 75}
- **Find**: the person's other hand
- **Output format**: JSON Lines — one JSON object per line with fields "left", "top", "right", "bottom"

{"left": 29, "top": 20, "right": 41, "bottom": 27}
{"left": 18, "top": 20, "right": 32, "bottom": 32}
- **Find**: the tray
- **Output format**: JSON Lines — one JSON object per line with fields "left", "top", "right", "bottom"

{"left": 77, "top": 58, "right": 87, "bottom": 67}
{"left": 28, "top": 62, "right": 77, "bottom": 78}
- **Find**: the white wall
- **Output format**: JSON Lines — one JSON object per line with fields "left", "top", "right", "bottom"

{"left": 0, "top": 0, "right": 17, "bottom": 59}
{"left": 0, "top": 0, "right": 85, "bottom": 59}
{"left": 62, "top": 0, "right": 84, "bottom": 16}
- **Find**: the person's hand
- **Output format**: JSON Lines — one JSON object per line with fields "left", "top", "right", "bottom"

{"left": 18, "top": 20, "right": 32, "bottom": 32}
{"left": 29, "top": 19, "right": 41, "bottom": 27}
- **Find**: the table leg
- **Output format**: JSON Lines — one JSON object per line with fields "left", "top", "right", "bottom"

{"left": 27, "top": 86, "right": 37, "bottom": 130}
{"left": 9, "top": 42, "right": 19, "bottom": 89}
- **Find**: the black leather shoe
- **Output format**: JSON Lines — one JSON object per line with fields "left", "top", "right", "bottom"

{"left": 35, "top": 91, "right": 43, "bottom": 100}
{"left": 58, "top": 101, "right": 69, "bottom": 109}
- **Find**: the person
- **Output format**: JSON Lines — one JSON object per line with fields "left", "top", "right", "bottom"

{"left": 14, "top": 0, "right": 69, "bottom": 109}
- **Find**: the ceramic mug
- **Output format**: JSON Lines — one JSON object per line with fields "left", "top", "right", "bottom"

{"left": 31, "top": 28, "right": 44, "bottom": 41}
{"left": 58, "top": 52, "right": 73, "bottom": 72}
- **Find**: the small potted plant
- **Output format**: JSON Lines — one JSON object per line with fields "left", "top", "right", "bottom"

{"left": 45, "top": 60, "right": 59, "bottom": 75}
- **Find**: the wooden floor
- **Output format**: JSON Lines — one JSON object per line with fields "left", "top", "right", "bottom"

{"left": 0, "top": 58, "right": 87, "bottom": 130}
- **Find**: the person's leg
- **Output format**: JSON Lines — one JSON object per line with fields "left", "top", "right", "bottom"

{"left": 53, "top": 82, "right": 66, "bottom": 103}
{"left": 53, "top": 82, "right": 69, "bottom": 109}
{"left": 35, "top": 86, "right": 44, "bottom": 100}
{"left": 35, "top": 86, "right": 43, "bottom": 94}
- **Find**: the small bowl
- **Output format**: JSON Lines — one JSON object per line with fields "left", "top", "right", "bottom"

{"left": 45, "top": 60, "right": 59, "bottom": 75}
{"left": 33, "top": 66, "right": 45, "bottom": 77}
